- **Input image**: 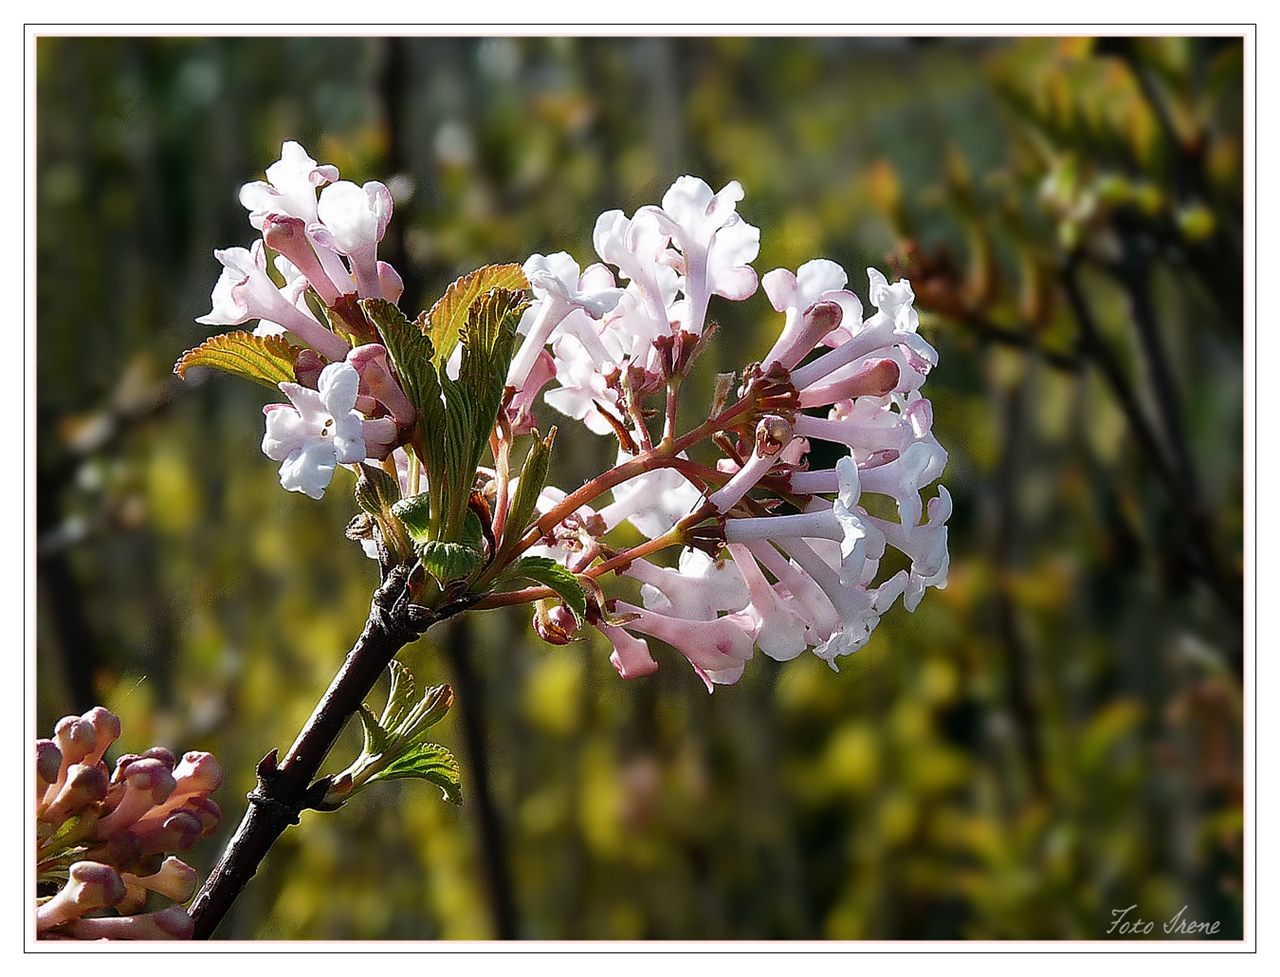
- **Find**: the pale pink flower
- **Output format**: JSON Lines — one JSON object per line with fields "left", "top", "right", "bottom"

{"left": 311, "top": 180, "right": 394, "bottom": 299}
{"left": 596, "top": 452, "right": 702, "bottom": 538}
{"left": 638, "top": 176, "right": 760, "bottom": 335}
{"left": 198, "top": 240, "right": 350, "bottom": 362}
{"left": 262, "top": 362, "right": 370, "bottom": 500}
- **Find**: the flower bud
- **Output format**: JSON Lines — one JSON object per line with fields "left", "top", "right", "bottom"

{"left": 135, "top": 810, "right": 202, "bottom": 856}
{"left": 533, "top": 600, "right": 578, "bottom": 645}
{"left": 294, "top": 347, "right": 325, "bottom": 388}
{"left": 36, "top": 739, "right": 62, "bottom": 793}
{"left": 36, "top": 861, "right": 126, "bottom": 933}
{"left": 262, "top": 214, "right": 343, "bottom": 305}
{"left": 53, "top": 716, "right": 96, "bottom": 768}
{"left": 754, "top": 415, "right": 794, "bottom": 457}
{"left": 63, "top": 904, "right": 194, "bottom": 941}
{"left": 123, "top": 856, "right": 199, "bottom": 904}
{"left": 377, "top": 260, "right": 404, "bottom": 305}
{"left": 130, "top": 752, "right": 223, "bottom": 835}
{"left": 79, "top": 707, "right": 122, "bottom": 767}
{"left": 797, "top": 355, "right": 901, "bottom": 407}
{"left": 82, "top": 829, "right": 142, "bottom": 872}
{"left": 42, "top": 763, "right": 109, "bottom": 825}
{"left": 185, "top": 795, "right": 222, "bottom": 838}
{"left": 115, "top": 883, "right": 150, "bottom": 916}
{"left": 95, "top": 758, "right": 177, "bottom": 838}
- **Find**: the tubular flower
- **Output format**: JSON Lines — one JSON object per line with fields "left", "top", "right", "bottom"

{"left": 197, "top": 241, "right": 350, "bottom": 363}
{"left": 238, "top": 140, "right": 356, "bottom": 299}
{"left": 508, "top": 252, "right": 624, "bottom": 391}
{"left": 311, "top": 179, "right": 395, "bottom": 299}
{"left": 262, "top": 361, "right": 369, "bottom": 500}
{"left": 502, "top": 179, "right": 948, "bottom": 687}
{"left": 36, "top": 708, "right": 221, "bottom": 941}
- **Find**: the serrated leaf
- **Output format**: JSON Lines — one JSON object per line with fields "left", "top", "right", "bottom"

{"left": 378, "top": 658, "right": 417, "bottom": 734}
{"left": 500, "top": 428, "right": 555, "bottom": 557}
{"left": 367, "top": 281, "right": 527, "bottom": 548}
{"left": 502, "top": 555, "right": 588, "bottom": 625}
{"left": 419, "top": 540, "right": 483, "bottom": 583}
{"left": 378, "top": 743, "right": 462, "bottom": 804}
{"left": 324, "top": 666, "right": 458, "bottom": 811}
{"left": 173, "top": 331, "right": 300, "bottom": 389}
{"left": 354, "top": 463, "right": 401, "bottom": 515}
{"left": 363, "top": 298, "right": 448, "bottom": 533}
{"left": 423, "top": 263, "right": 528, "bottom": 369}
{"left": 459, "top": 287, "right": 527, "bottom": 456}
{"left": 363, "top": 299, "right": 436, "bottom": 410}
{"left": 353, "top": 463, "right": 413, "bottom": 565}
{"left": 391, "top": 492, "right": 432, "bottom": 543}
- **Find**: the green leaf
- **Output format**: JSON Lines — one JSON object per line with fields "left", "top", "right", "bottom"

{"left": 355, "top": 703, "right": 391, "bottom": 758}
{"left": 173, "top": 331, "right": 300, "bottom": 389}
{"left": 321, "top": 663, "right": 458, "bottom": 811}
{"left": 353, "top": 463, "right": 412, "bottom": 566}
{"left": 378, "top": 743, "right": 462, "bottom": 805}
{"left": 419, "top": 540, "right": 483, "bottom": 583}
{"left": 434, "top": 286, "right": 528, "bottom": 536}
{"left": 501, "top": 555, "right": 588, "bottom": 624}
{"left": 377, "top": 658, "right": 418, "bottom": 734}
{"left": 391, "top": 492, "right": 432, "bottom": 543}
{"left": 366, "top": 280, "right": 528, "bottom": 546}
{"left": 435, "top": 372, "right": 480, "bottom": 533}
{"left": 422, "top": 263, "right": 528, "bottom": 369}
{"left": 355, "top": 463, "right": 401, "bottom": 515}
{"left": 500, "top": 428, "right": 555, "bottom": 557}
{"left": 459, "top": 286, "right": 527, "bottom": 456}
{"left": 363, "top": 299, "right": 435, "bottom": 410}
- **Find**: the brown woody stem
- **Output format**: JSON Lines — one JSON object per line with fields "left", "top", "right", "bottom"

{"left": 188, "top": 565, "right": 431, "bottom": 939}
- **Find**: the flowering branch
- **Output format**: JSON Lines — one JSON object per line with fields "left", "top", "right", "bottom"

{"left": 161, "top": 142, "right": 955, "bottom": 935}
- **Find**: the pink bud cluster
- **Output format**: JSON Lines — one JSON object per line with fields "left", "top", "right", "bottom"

{"left": 509, "top": 179, "right": 950, "bottom": 690}
{"left": 198, "top": 141, "right": 416, "bottom": 500}
{"left": 35, "top": 707, "right": 222, "bottom": 940}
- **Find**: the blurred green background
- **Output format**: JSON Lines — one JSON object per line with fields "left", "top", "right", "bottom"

{"left": 35, "top": 36, "right": 1244, "bottom": 940}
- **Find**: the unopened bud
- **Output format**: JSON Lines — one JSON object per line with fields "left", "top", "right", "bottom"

{"left": 123, "top": 856, "right": 199, "bottom": 904}
{"left": 294, "top": 347, "right": 325, "bottom": 389}
{"left": 378, "top": 260, "right": 405, "bottom": 305}
{"left": 263, "top": 214, "right": 342, "bottom": 306}
{"left": 115, "top": 883, "right": 150, "bottom": 916}
{"left": 83, "top": 829, "right": 142, "bottom": 871}
{"left": 95, "top": 758, "right": 177, "bottom": 838}
{"left": 36, "top": 861, "right": 126, "bottom": 932}
{"left": 135, "top": 810, "right": 202, "bottom": 856}
{"left": 186, "top": 795, "right": 222, "bottom": 838}
{"left": 42, "top": 764, "right": 109, "bottom": 825}
{"left": 36, "top": 739, "right": 62, "bottom": 792}
{"left": 79, "top": 707, "right": 121, "bottom": 767}
{"left": 796, "top": 355, "right": 902, "bottom": 408}
{"left": 754, "top": 416, "right": 794, "bottom": 457}
{"left": 63, "top": 904, "right": 194, "bottom": 941}
{"left": 534, "top": 600, "right": 579, "bottom": 645}
{"left": 54, "top": 716, "right": 96, "bottom": 766}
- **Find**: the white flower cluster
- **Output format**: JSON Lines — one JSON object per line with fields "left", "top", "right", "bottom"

{"left": 196, "top": 146, "right": 949, "bottom": 691}
{"left": 200, "top": 143, "right": 412, "bottom": 499}
{"left": 510, "top": 178, "right": 950, "bottom": 690}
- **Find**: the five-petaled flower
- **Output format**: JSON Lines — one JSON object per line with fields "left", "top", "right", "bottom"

{"left": 262, "top": 362, "right": 368, "bottom": 500}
